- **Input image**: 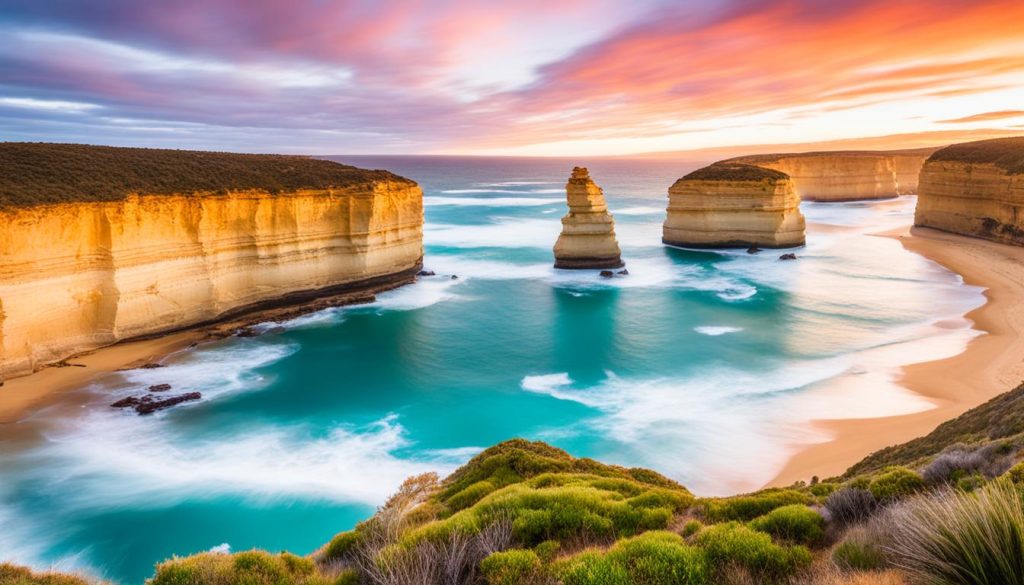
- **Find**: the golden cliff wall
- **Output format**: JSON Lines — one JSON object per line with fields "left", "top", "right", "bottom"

{"left": 663, "top": 164, "right": 805, "bottom": 248}
{"left": 0, "top": 183, "right": 423, "bottom": 379}
{"left": 731, "top": 153, "right": 898, "bottom": 201}
{"left": 915, "top": 144, "right": 1024, "bottom": 245}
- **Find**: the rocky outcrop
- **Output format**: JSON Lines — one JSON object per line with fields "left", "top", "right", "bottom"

{"left": 0, "top": 144, "right": 423, "bottom": 379}
{"left": 914, "top": 137, "right": 1024, "bottom": 245}
{"left": 728, "top": 148, "right": 937, "bottom": 200}
{"left": 663, "top": 163, "right": 806, "bottom": 249}
{"left": 553, "top": 167, "right": 624, "bottom": 269}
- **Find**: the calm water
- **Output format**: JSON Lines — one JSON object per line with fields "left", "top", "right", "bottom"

{"left": 0, "top": 156, "right": 984, "bottom": 583}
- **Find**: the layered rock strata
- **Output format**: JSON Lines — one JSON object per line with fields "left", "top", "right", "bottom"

{"left": 0, "top": 143, "right": 423, "bottom": 379}
{"left": 728, "top": 148, "right": 936, "bottom": 201}
{"left": 914, "top": 137, "right": 1024, "bottom": 245}
{"left": 553, "top": 167, "right": 624, "bottom": 269}
{"left": 663, "top": 163, "right": 806, "bottom": 248}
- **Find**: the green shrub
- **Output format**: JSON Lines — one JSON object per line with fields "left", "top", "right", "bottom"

{"left": 446, "top": 480, "right": 497, "bottom": 511}
{"left": 331, "top": 570, "right": 359, "bottom": 585}
{"left": 680, "top": 520, "right": 703, "bottom": 538}
{"left": 321, "top": 530, "right": 361, "bottom": 562}
{"left": 1004, "top": 461, "right": 1024, "bottom": 484}
{"left": 700, "top": 489, "right": 812, "bottom": 522}
{"left": 554, "top": 531, "right": 708, "bottom": 585}
{"left": 957, "top": 473, "right": 987, "bottom": 493}
{"left": 695, "top": 522, "right": 812, "bottom": 582}
{"left": 808, "top": 482, "right": 839, "bottom": 498}
{"left": 0, "top": 563, "right": 94, "bottom": 585}
{"left": 748, "top": 505, "right": 824, "bottom": 546}
{"left": 148, "top": 550, "right": 326, "bottom": 585}
{"left": 831, "top": 525, "right": 888, "bottom": 571}
{"left": 535, "top": 540, "right": 561, "bottom": 563}
{"left": 868, "top": 467, "right": 925, "bottom": 502}
{"left": 480, "top": 550, "right": 543, "bottom": 585}
{"left": 889, "top": 479, "right": 1024, "bottom": 585}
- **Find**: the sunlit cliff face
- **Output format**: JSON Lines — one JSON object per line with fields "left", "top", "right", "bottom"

{"left": 1, "top": 0, "right": 1023, "bottom": 155}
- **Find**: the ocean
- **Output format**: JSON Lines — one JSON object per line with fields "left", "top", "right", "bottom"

{"left": 0, "top": 156, "right": 984, "bottom": 583}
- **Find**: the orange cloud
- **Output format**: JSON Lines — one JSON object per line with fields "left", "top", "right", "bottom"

{"left": 939, "top": 110, "right": 1024, "bottom": 124}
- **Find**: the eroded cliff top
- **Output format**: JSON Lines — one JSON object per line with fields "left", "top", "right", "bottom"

{"left": 726, "top": 146, "right": 940, "bottom": 164}
{"left": 0, "top": 142, "right": 415, "bottom": 208}
{"left": 928, "top": 137, "right": 1024, "bottom": 175}
{"left": 679, "top": 163, "right": 789, "bottom": 183}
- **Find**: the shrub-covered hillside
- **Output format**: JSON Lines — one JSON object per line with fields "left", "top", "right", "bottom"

{"left": 0, "top": 143, "right": 412, "bottom": 208}
{"left": 12, "top": 384, "right": 1024, "bottom": 585}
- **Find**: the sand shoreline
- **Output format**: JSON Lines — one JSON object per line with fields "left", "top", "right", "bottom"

{"left": 769, "top": 225, "right": 1024, "bottom": 487}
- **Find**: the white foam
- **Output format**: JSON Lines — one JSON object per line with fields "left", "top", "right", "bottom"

{"left": 477, "top": 181, "right": 555, "bottom": 187}
{"left": 425, "top": 196, "right": 560, "bottom": 207}
{"left": 372, "top": 276, "right": 462, "bottom": 311}
{"left": 614, "top": 206, "right": 664, "bottom": 216}
{"left": 694, "top": 326, "right": 744, "bottom": 336}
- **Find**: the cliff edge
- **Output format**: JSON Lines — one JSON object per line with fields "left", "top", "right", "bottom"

{"left": 914, "top": 137, "right": 1024, "bottom": 245}
{"left": 0, "top": 143, "right": 424, "bottom": 379}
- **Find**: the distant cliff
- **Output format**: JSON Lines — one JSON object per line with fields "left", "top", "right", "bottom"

{"left": 728, "top": 147, "right": 936, "bottom": 201}
{"left": 914, "top": 137, "right": 1024, "bottom": 245}
{"left": 0, "top": 144, "right": 423, "bottom": 379}
{"left": 664, "top": 163, "right": 805, "bottom": 248}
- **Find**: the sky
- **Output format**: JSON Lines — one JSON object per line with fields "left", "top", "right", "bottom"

{"left": 1, "top": 0, "right": 1023, "bottom": 156}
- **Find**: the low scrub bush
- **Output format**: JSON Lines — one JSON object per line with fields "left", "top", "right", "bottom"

{"left": 321, "top": 530, "right": 361, "bottom": 563}
{"left": 867, "top": 467, "right": 925, "bottom": 502}
{"left": 921, "top": 444, "right": 1015, "bottom": 486}
{"left": 681, "top": 519, "right": 703, "bottom": 538}
{"left": 480, "top": 550, "right": 544, "bottom": 585}
{"left": 824, "top": 488, "right": 877, "bottom": 528}
{"left": 749, "top": 505, "right": 824, "bottom": 546}
{"left": 831, "top": 525, "right": 888, "bottom": 571}
{"left": 889, "top": 479, "right": 1024, "bottom": 585}
{"left": 695, "top": 522, "right": 812, "bottom": 582}
{"left": 0, "top": 563, "right": 95, "bottom": 585}
{"left": 700, "top": 489, "right": 812, "bottom": 522}
{"left": 1003, "top": 461, "right": 1024, "bottom": 484}
{"left": 149, "top": 550, "right": 326, "bottom": 585}
{"left": 534, "top": 540, "right": 561, "bottom": 563}
{"left": 554, "top": 531, "right": 709, "bottom": 585}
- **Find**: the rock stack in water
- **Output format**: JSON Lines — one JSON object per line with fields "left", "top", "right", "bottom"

{"left": 663, "top": 163, "right": 806, "bottom": 248}
{"left": 553, "top": 167, "right": 624, "bottom": 269}
{"left": 915, "top": 137, "right": 1024, "bottom": 246}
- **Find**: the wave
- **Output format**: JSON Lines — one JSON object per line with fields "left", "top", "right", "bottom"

{"left": 614, "top": 206, "right": 664, "bottom": 216}
{"left": 694, "top": 326, "right": 744, "bottom": 336}
{"left": 425, "top": 196, "right": 560, "bottom": 207}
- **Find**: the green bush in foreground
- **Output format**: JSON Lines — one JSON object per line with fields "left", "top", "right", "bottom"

{"left": 480, "top": 550, "right": 544, "bottom": 585}
{"left": 748, "top": 504, "right": 825, "bottom": 546}
{"left": 148, "top": 550, "right": 328, "bottom": 585}
{"left": 0, "top": 563, "right": 95, "bottom": 585}
{"left": 695, "top": 522, "right": 811, "bottom": 582}
{"left": 700, "top": 489, "right": 812, "bottom": 522}
{"left": 554, "top": 531, "right": 708, "bottom": 585}
{"left": 831, "top": 525, "right": 888, "bottom": 571}
{"left": 867, "top": 467, "right": 925, "bottom": 502}
{"left": 321, "top": 530, "right": 361, "bottom": 563}
{"left": 889, "top": 479, "right": 1024, "bottom": 585}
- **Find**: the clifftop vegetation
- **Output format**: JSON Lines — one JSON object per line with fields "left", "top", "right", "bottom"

{"left": 679, "top": 163, "right": 789, "bottom": 183}
{"left": 0, "top": 143, "right": 413, "bottom": 208}
{"left": 928, "top": 137, "right": 1024, "bottom": 174}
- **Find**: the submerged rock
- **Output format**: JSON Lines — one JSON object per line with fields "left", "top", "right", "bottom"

{"left": 779, "top": 253, "right": 798, "bottom": 261}
{"left": 148, "top": 384, "right": 172, "bottom": 392}
{"left": 417, "top": 270, "right": 436, "bottom": 277}
{"left": 135, "top": 392, "right": 202, "bottom": 415}
{"left": 747, "top": 245, "right": 762, "bottom": 254}
{"left": 554, "top": 167, "right": 624, "bottom": 269}
{"left": 599, "top": 270, "right": 615, "bottom": 278}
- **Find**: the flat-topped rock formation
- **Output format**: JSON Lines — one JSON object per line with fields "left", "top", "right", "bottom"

{"left": 728, "top": 147, "right": 937, "bottom": 201}
{"left": 553, "top": 167, "right": 624, "bottom": 269}
{"left": 915, "top": 137, "right": 1024, "bottom": 245}
{"left": 663, "top": 163, "right": 806, "bottom": 249}
{"left": 0, "top": 143, "right": 424, "bottom": 379}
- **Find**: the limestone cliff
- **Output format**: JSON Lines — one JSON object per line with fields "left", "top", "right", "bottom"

{"left": 914, "top": 137, "right": 1024, "bottom": 245}
{"left": 663, "top": 163, "right": 806, "bottom": 248}
{"left": 728, "top": 148, "right": 936, "bottom": 201}
{"left": 0, "top": 144, "right": 423, "bottom": 379}
{"left": 553, "top": 167, "right": 624, "bottom": 269}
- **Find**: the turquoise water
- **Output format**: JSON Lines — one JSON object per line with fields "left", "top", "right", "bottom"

{"left": 0, "top": 157, "right": 984, "bottom": 583}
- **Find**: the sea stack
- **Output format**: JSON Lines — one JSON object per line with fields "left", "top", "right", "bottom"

{"left": 553, "top": 167, "right": 624, "bottom": 269}
{"left": 663, "top": 163, "right": 805, "bottom": 248}
{"left": 915, "top": 137, "right": 1024, "bottom": 245}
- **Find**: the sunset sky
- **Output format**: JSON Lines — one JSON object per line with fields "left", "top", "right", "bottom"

{"left": 1, "top": 0, "right": 1023, "bottom": 156}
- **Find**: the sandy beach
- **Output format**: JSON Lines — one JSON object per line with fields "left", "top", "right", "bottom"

{"left": 770, "top": 225, "right": 1024, "bottom": 486}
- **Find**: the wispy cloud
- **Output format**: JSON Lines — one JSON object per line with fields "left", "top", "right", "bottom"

{"left": 939, "top": 110, "right": 1024, "bottom": 124}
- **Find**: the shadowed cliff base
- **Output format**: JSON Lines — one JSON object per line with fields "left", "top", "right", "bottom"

{"left": 0, "top": 142, "right": 414, "bottom": 208}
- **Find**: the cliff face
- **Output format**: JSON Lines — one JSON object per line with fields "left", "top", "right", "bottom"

{"left": 915, "top": 138, "right": 1024, "bottom": 245}
{"left": 663, "top": 164, "right": 806, "bottom": 248}
{"left": 553, "top": 167, "right": 624, "bottom": 269}
{"left": 0, "top": 145, "right": 423, "bottom": 379}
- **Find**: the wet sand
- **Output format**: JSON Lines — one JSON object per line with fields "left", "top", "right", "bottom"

{"left": 770, "top": 226, "right": 1024, "bottom": 486}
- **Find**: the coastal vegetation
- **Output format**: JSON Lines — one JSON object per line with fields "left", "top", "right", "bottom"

{"left": 0, "top": 143, "right": 410, "bottom": 208}
{"left": 928, "top": 137, "right": 1024, "bottom": 174}
{"left": 46, "top": 392, "right": 1012, "bottom": 585}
